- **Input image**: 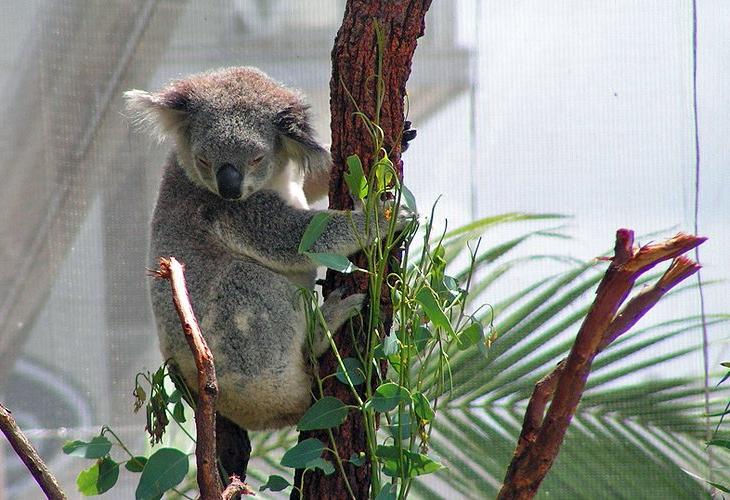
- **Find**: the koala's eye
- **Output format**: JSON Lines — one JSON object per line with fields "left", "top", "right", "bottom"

{"left": 251, "top": 155, "right": 265, "bottom": 165}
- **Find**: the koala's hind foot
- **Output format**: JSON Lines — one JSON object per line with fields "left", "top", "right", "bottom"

{"left": 310, "top": 290, "right": 366, "bottom": 356}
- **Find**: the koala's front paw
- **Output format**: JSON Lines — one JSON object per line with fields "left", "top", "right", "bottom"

{"left": 323, "top": 290, "right": 366, "bottom": 330}
{"left": 311, "top": 290, "right": 366, "bottom": 356}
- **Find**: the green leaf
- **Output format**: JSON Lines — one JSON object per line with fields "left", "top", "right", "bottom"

{"left": 401, "top": 184, "right": 417, "bottom": 214}
{"left": 377, "top": 446, "right": 442, "bottom": 478}
{"left": 168, "top": 389, "right": 181, "bottom": 403}
{"left": 389, "top": 412, "right": 412, "bottom": 441}
{"left": 76, "top": 457, "right": 119, "bottom": 496}
{"left": 374, "top": 156, "right": 395, "bottom": 191}
{"left": 336, "top": 357, "right": 366, "bottom": 386}
{"left": 416, "top": 288, "right": 455, "bottom": 338}
{"left": 172, "top": 401, "right": 186, "bottom": 423}
{"left": 457, "top": 321, "right": 484, "bottom": 351}
{"left": 373, "top": 334, "right": 400, "bottom": 359}
{"left": 369, "top": 382, "right": 411, "bottom": 412}
{"left": 412, "top": 392, "right": 435, "bottom": 421}
{"left": 413, "top": 325, "right": 432, "bottom": 352}
{"left": 345, "top": 155, "right": 368, "bottom": 200}
{"left": 349, "top": 452, "right": 366, "bottom": 467}
{"left": 304, "top": 252, "right": 361, "bottom": 273}
{"left": 297, "top": 396, "right": 348, "bottom": 431}
{"left": 306, "top": 457, "right": 335, "bottom": 475}
{"left": 125, "top": 456, "right": 148, "bottom": 473}
{"left": 375, "top": 482, "right": 397, "bottom": 500}
{"left": 260, "top": 474, "right": 290, "bottom": 492}
{"left": 298, "top": 212, "right": 331, "bottom": 253}
{"left": 135, "top": 448, "right": 189, "bottom": 500}
{"left": 63, "top": 436, "right": 112, "bottom": 459}
{"left": 280, "top": 438, "right": 325, "bottom": 468}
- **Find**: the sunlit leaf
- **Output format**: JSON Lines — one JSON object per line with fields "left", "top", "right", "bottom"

{"left": 77, "top": 457, "right": 119, "bottom": 496}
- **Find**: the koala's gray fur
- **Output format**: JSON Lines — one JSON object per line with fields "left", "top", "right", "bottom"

{"left": 125, "top": 67, "right": 384, "bottom": 430}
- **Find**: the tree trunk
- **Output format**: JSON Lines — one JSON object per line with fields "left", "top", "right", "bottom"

{"left": 293, "top": 1, "right": 432, "bottom": 498}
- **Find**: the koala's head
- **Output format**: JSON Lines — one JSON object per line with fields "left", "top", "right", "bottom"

{"left": 125, "top": 67, "right": 329, "bottom": 200}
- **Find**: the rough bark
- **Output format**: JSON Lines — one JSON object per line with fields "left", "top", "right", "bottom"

{"left": 498, "top": 231, "right": 706, "bottom": 499}
{"left": 293, "top": 2, "right": 432, "bottom": 499}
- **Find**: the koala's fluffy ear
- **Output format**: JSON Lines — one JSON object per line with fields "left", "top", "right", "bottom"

{"left": 275, "top": 106, "right": 331, "bottom": 174}
{"left": 124, "top": 87, "right": 190, "bottom": 142}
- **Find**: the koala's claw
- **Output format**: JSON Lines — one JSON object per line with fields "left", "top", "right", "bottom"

{"left": 401, "top": 120, "right": 417, "bottom": 152}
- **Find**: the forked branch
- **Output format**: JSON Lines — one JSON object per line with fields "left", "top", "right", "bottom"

{"left": 152, "top": 257, "right": 252, "bottom": 499}
{"left": 498, "top": 230, "right": 706, "bottom": 500}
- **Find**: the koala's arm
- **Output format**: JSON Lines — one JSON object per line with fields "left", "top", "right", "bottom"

{"left": 213, "top": 190, "right": 366, "bottom": 273}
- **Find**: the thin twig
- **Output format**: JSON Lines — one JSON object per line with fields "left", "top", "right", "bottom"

{"left": 153, "top": 257, "right": 223, "bottom": 498}
{"left": 222, "top": 475, "right": 255, "bottom": 499}
{"left": 499, "top": 230, "right": 706, "bottom": 499}
{"left": 0, "top": 402, "right": 67, "bottom": 499}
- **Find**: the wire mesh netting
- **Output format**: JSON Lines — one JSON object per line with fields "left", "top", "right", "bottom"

{"left": 1, "top": 1, "right": 728, "bottom": 498}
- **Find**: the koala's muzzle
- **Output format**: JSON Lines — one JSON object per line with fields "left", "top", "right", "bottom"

{"left": 216, "top": 163, "right": 243, "bottom": 200}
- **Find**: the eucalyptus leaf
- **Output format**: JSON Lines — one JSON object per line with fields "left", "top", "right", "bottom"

{"left": 336, "top": 357, "right": 366, "bottom": 386}
{"left": 349, "top": 452, "right": 366, "bottom": 467}
{"left": 298, "top": 212, "right": 331, "bottom": 253}
{"left": 345, "top": 154, "right": 368, "bottom": 200}
{"left": 260, "top": 474, "right": 290, "bottom": 492}
{"left": 281, "top": 438, "right": 325, "bottom": 468}
{"left": 375, "top": 482, "right": 397, "bottom": 500}
{"left": 76, "top": 457, "right": 119, "bottom": 496}
{"left": 412, "top": 392, "right": 435, "bottom": 421}
{"left": 172, "top": 401, "right": 186, "bottom": 423}
{"left": 297, "top": 396, "right": 348, "bottom": 431}
{"left": 457, "top": 321, "right": 484, "bottom": 351}
{"left": 369, "top": 382, "right": 411, "bottom": 412}
{"left": 135, "top": 448, "right": 188, "bottom": 500}
{"left": 388, "top": 411, "right": 412, "bottom": 441}
{"left": 304, "top": 252, "right": 361, "bottom": 273}
{"left": 416, "top": 288, "right": 455, "bottom": 338}
{"left": 125, "top": 456, "right": 148, "bottom": 473}
{"left": 306, "top": 457, "right": 335, "bottom": 475}
{"left": 63, "top": 436, "right": 112, "bottom": 459}
{"left": 401, "top": 184, "right": 417, "bottom": 214}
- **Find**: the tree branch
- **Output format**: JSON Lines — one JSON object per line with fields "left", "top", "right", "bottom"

{"left": 498, "top": 230, "right": 706, "bottom": 500}
{"left": 153, "top": 257, "right": 253, "bottom": 499}
{"left": 0, "top": 402, "right": 67, "bottom": 499}
{"left": 222, "top": 475, "right": 254, "bottom": 499}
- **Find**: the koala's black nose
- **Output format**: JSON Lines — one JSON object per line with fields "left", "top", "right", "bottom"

{"left": 216, "top": 163, "right": 242, "bottom": 200}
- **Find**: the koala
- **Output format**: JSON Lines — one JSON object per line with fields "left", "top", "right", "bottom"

{"left": 125, "top": 67, "right": 405, "bottom": 431}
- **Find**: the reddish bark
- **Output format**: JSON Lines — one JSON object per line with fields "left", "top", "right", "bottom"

{"left": 293, "top": 2, "right": 432, "bottom": 499}
{"left": 498, "top": 231, "right": 706, "bottom": 499}
{"left": 153, "top": 257, "right": 224, "bottom": 498}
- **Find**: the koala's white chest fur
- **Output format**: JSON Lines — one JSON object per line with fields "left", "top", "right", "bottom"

{"left": 266, "top": 161, "right": 309, "bottom": 210}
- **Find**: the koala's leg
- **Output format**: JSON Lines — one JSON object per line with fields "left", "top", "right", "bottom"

{"left": 311, "top": 290, "right": 366, "bottom": 356}
{"left": 216, "top": 413, "right": 251, "bottom": 484}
